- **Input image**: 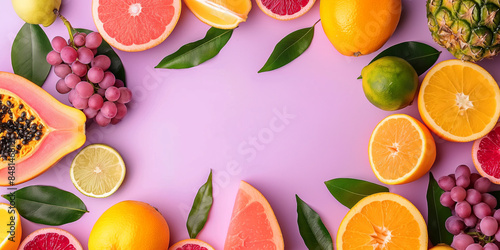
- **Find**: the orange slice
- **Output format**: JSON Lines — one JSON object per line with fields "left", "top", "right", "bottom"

{"left": 418, "top": 59, "right": 500, "bottom": 142}
{"left": 369, "top": 114, "right": 436, "bottom": 185}
{"left": 224, "top": 181, "right": 284, "bottom": 250}
{"left": 184, "top": 0, "right": 251, "bottom": 29}
{"left": 337, "top": 192, "right": 428, "bottom": 250}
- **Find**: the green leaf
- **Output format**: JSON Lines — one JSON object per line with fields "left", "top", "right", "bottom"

{"left": 325, "top": 178, "right": 388, "bottom": 208}
{"left": 488, "top": 191, "right": 500, "bottom": 209}
{"left": 2, "top": 185, "right": 88, "bottom": 226}
{"left": 186, "top": 170, "right": 213, "bottom": 239}
{"left": 427, "top": 172, "right": 453, "bottom": 246}
{"left": 156, "top": 28, "right": 233, "bottom": 69}
{"left": 358, "top": 41, "right": 441, "bottom": 79}
{"left": 11, "top": 23, "right": 52, "bottom": 87}
{"left": 259, "top": 20, "right": 319, "bottom": 73}
{"left": 75, "top": 28, "right": 126, "bottom": 86}
{"left": 296, "top": 195, "right": 333, "bottom": 250}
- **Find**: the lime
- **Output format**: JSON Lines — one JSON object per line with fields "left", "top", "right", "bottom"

{"left": 12, "top": 0, "right": 61, "bottom": 27}
{"left": 70, "top": 144, "right": 125, "bottom": 198}
{"left": 361, "top": 56, "right": 419, "bottom": 111}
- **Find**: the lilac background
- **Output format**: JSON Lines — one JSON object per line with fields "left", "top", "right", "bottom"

{"left": 1, "top": 0, "right": 498, "bottom": 249}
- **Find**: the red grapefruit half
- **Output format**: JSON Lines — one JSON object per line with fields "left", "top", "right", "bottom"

{"left": 473, "top": 123, "right": 500, "bottom": 184}
{"left": 19, "top": 228, "right": 83, "bottom": 250}
{"left": 92, "top": 0, "right": 181, "bottom": 52}
{"left": 224, "top": 181, "right": 284, "bottom": 250}
{"left": 256, "top": 0, "right": 315, "bottom": 20}
{"left": 169, "top": 239, "right": 215, "bottom": 250}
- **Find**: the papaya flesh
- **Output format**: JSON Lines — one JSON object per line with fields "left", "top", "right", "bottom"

{"left": 0, "top": 72, "right": 86, "bottom": 186}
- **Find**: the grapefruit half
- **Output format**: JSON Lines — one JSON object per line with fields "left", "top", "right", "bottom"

{"left": 224, "top": 181, "right": 284, "bottom": 250}
{"left": 256, "top": 0, "right": 315, "bottom": 20}
{"left": 19, "top": 228, "right": 83, "bottom": 250}
{"left": 473, "top": 123, "right": 500, "bottom": 184}
{"left": 92, "top": 0, "right": 182, "bottom": 52}
{"left": 169, "top": 239, "right": 215, "bottom": 250}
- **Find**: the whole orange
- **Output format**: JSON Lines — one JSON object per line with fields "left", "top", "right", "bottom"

{"left": 320, "top": 0, "right": 401, "bottom": 56}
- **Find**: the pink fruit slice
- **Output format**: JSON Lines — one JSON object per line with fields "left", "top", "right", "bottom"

{"left": 19, "top": 228, "right": 83, "bottom": 250}
{"left": 169, "top": 238, "right": 215, "bottom": 250}
{"left": 473, "top": 123, "right": 500, "bottom": 184}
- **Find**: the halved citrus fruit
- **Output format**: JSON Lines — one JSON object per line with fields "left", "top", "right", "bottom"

{"left": 70, "top": 144, "right": 126, "bottom": 198}
{"left": 92, "top": 0, "right": 182, "bottom": 52}
{"left": 337, "top": 192, "right": 427, "bottom": 250}
{"left": 224, "top": 181, "right": 284, "bottom": 250}
{"left": 369, "top": 114, "right": 436, "bottom": 185}
{"left": 169, "top": 239, "right": 215, "bottom": 250}
{"left": 473, "top": 123, "right": 500, "bottom": 184}
{"left": 0, "top": 203, "right": 21, "bottom": 250}
{"left": 19, "top": 228, "right": 83, "bottom": 250}
{"left": 418, "top": 59, "right": 500, "bottom": 142}
{"left": 184, "top": 0, "right": 251, "bottom": 29}
{"left": 256, "top": 0, "right": 315, "bottom": 20}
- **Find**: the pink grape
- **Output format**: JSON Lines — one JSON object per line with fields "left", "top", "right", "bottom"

{"left": 85, "top": 32, "right": 102, "bottom": 49}
{"left": 88, "top": 94, "right": 104, "bottom": 110}
{"left": 496, "top": 227, "right": 500, "bottom": 241}
{"left": 64, "top": 74, "right": 80, "bottom": 89}
{"left": 77, "top": 47, "right": 93, "bottom": 64}
{"left": 72, "top": 95, "right": 89, "bottom": 110}
{"left": 474, "top": 202, "right": 492, "bottom": 219}
{"left": 73, "top": 34, "right": 86, "bottom": 47}
{"left": 445, "top": 216, "right": 465, "bottom": 235}
{"left": 91, "top": 55, "right": 111, "bottom": 71}
{"left": 55, "top": 79, "right": 71, "bottom": 94}
{"left": 456, "top": 165, "right": 471, "bottom": 179}
{"left": 88, "top": 67, "right": 104, "bottom": 83}
{"left": 494, "top": 209, "right": 500, "bottom": 223}
{"left": 75, "top": 81, "right": 94, "bottom": 98}
{"left": 483, "top": 193, "right": 498, "bottom": 209}
{"left": 54, "top": 64, "right": 72, "bottom": 78}
{"left": 71, "top": 61, "right": 88, "bottom": 77}
{"left": 481, "top": 216, "right": 499, "bottom": 236}
{"left": 83, "top": 108, "right": 98, "bottom": 119}
{"left": 105, "top": 87, "right": 120, "bottom": 102}
{"left": 464, "top": 214, "right": 478, "bottom": 227}
{"left": 451, "top": 186, "right": 467, "bottom": 202}
{"left": 456, "top": 201, "right": 472, "bottom": 219}
{"left": 101, "top": 101, "right": 117, "bottom": 119}
{"left": 114, "top": 79, "right": 124, "bottom": 87}
{"left": 439, "top": 175, "right": 456, "bottom": 191}
{"left": 46, "top": 51, "right": 62, "bottom": 66}
{"left": 60, "top": 46, "right": 78, "bottom": 64}
{"left": 117, "top": 87, "right": 132, "bottom": 104}
{"left": 466, "top": 244, "right": 483, "bottom": 250}
{"left": 456, "top": 175, "right": 470, "bottom": 188}
{"left": 469, "top": 173, "right": 482, "bottom": 189}
{"left": 68, "top": 90, "right": 78, "bottom": 104}
{"left": 475, "top": 177, "right": 492, "bottom": 193}
{"left": 110, "top": 118, "right": 121, "bottom": 125}
{"left": 51, "top": 36, "right": 67, "bottom": 52}
{"left": 451, "top": 233, "right": 474, "bottom": 249}
{"left": 98, "top": 72, "right": 115, "bottom": 89}
{"left": 466, "top": 189, "right": 482, "bottom": 205}
{"left": 484, "top": 243, "right": 499, "bottom": 250}
{"left": 97, "top": 88, "right": 106, "bottom": 96}
{"left": 115, "top": 103, "right": 127, "bottom": 119}
{"left": 95, "top": 112, "right": 111, "bottom": 127}
{"left": 91, "top": 48, "right": 97, "bottom": 55}
{"left": 441, "top": 192, "right": 455, "bottom": 208}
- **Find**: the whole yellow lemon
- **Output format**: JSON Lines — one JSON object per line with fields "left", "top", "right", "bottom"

{"left": 11, "top": 0, "right": 61, "bottom": 27}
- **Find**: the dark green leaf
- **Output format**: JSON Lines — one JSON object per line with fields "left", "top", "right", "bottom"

{"left": 427, "top": 172, "right": 453, "bottom": 245}
{"left": 296, "top": 195, "right": 333, "bottom": 250}
{"left": 2, "top": 185, "right": 88, "bottom": 226}
{"left": 187, "top": 170, "right": 213, "bottom": 239}
{"left": 11, "top": 23, "right": 52, "bottom": 87}
{"left": 155, "top": 27, "right": 233, "bottom": 69}
{"left": 325, "top": 178, "right": 388, "bottom": 208}
{"left": 259, "top": 20, "right": 319, "bottom": 73}
{"left": 75, "top": 28, "right": 126, "bottom": 86}
{"left": 358, "top": 41, "right": 441, "bottom": 79}
{"left": 489, "top": 191, "right": 500, "bottom": 209}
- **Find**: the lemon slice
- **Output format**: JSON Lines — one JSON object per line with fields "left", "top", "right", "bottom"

{"left": 0, "top": 203, "right": 21, "bottom": 249}
{"left": 70, "top": 144, "right": 125, "bottom": 198}
{"left": 184, "top": 0, "right": 252, "bottom": 29}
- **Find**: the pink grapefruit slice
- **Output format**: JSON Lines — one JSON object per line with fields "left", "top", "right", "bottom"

{"left": 92, "top": 0, "right": 181, "bottom": 52}
{"left": 19, "top": 228, "right": 83, "bottom": 250}
{"left": 256, "top": 0, "right": 315, "bottom": 20}
{"left": 224, "top": 181, "right": 284, "bottom": 250}
{"left": 473, "top": 123, "right": 500, "bottom": 184}
{"left": 169, "top": 239, "right": 215, "bottom": 250}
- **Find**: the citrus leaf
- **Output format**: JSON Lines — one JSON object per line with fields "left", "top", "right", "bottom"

{"left": 156, "top": 28, "right": 233, "bottom": 69}
{"left": 358, "top": 41, "right": 441, "bottom": 79}
{"left": 11, "top": 23, "right": 51, "bottom": 87}
{"left": 325, "top": 178, "right": 388, "bottom": 208}
{"left": 427, "top": 172, "right": 453, "bottom": 245}
{"left": 259, "top": 20, "right": 319, "bottom": 73}
{"left": 187, "top": 170, "right": 213, "bottom": 239}
{"left": 2, "top": 185, "right": 88, "bottom": 226}
{"left": 489, "top": 191, "right": 500, "bottom": 208}
{"left": 75, "top": 28, "right": 126, "bottom": 86}
{"left": 296, "top": 195, "right": 333, "bottom": 250}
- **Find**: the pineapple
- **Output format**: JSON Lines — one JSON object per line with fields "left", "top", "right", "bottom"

{"left": 426, "top": 0, "right": 500, "bottom": 62}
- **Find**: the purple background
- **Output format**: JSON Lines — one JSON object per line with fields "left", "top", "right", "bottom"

{"left": 1, "top": 0, "right": 498, "bottom": 249}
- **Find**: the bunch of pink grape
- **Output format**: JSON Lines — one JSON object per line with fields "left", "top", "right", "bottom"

{"left": 46, "top": 32, "right": 132, "bottom": 127}
{"left": 439, "top": 165, "right": 500, "bottom": 250}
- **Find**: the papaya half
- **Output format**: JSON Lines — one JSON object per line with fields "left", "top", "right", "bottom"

{"left": 0, "top": 72, "right": 86, "bottom": 186}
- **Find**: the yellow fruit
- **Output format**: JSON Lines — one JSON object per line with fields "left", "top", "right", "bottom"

{"left": 0, "top": 203, "right": 21, "bottom": 250}
{"left": 11, "top": 0, "right": 61, "bottom": 27}
{"left": 418, "top": 59, "right": 500, "bottom": 142}
{"left": 369, "top": 114, "right": 436, "bottom": 185}
{"left": 430, "top": 244, "right": 454, "bottom": 250}
{"left": 337, "top": 192, "right": 427, "bottom": 250}
{"left": 320, "top": 0, "right": 401, "bottom": 56}
{"left": 88, "top": 200, "right": 170, "bottom": 250}
{"left": 183, "top": 0, "right": 251, "bottom": 29}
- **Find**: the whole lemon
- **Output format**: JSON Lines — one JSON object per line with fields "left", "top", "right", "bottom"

{"left": 320, "top": 0, "right": 401, "bottom": 56}
{"left": 88, "top": 200, "right": 170, "bottom": 250}
{"left": 361, "top": 56, "right": 418, "bottom": 111}
{"left": 11, "top": 0, "right": 61, "bottom": 27}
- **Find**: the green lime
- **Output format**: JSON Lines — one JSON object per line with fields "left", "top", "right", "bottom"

{"left": 361, "top": 56, "right": 419, "bottom": 111}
